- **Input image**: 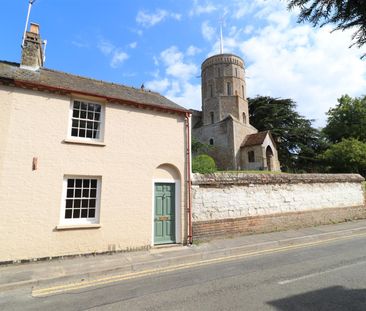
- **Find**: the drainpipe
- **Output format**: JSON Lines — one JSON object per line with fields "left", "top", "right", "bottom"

{"left": 185, "top": 112, "right": 193, "bottom": 245}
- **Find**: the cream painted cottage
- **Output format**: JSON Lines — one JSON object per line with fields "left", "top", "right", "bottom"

{"left": 0, "top": 24, "right": 191, "bottom": 263}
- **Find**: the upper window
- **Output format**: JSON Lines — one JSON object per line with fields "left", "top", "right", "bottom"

{"left": 70, "top": 100, "right": 103, "bottom": 140}
{"left": 227, "top": 82, "right": 232, "bottom": 96}
{"left": 248, "top": 151, "right": 255, "bottom": 163}
{"left": 210, "top": 111, "right": 214, "bottom": 124}
{"left": 61, "top": 177, "right": 101, "bottom": 225}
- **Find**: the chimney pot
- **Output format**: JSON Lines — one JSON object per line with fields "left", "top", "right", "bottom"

{"left": 29, "top": 23, "right": 40, "bottom": 34}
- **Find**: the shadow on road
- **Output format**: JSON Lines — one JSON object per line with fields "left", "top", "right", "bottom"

{"left": 268, "top": 286, "right": 366, "bottom": 311}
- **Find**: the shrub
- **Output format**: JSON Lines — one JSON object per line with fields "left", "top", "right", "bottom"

{"left": 192, "top": 154, "right": 217, "bottom": 173}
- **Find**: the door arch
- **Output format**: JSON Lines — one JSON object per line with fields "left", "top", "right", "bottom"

{"left": 152, "top": 164, "right": 181, "bottom": 245}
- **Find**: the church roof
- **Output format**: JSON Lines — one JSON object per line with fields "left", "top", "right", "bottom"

{"left": 241, "top": 131, "right": 273, "bottom": 147}
{"left": 0, "top": 60, "right": 189, "bottom": 115}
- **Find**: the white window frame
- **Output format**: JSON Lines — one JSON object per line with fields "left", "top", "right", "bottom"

{"left": 59, "top": 176, "right": 102, "bottom": 226}
{"left": 67, "top": 99, "right": 105, "bottom": 143}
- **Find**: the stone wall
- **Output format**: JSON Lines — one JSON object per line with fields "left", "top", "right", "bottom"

{"left": 192, "top": 173, "right": 366, "bottom": 240}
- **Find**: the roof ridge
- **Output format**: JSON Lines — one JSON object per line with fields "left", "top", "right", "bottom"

{"left": 40, "top": 66, "right": 163, "bottom": 97}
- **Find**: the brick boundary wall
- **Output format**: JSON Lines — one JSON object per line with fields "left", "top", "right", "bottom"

{"left": 192, "top": 173, "right": 366, "bottom": 241}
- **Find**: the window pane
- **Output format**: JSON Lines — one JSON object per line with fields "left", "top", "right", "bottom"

{"left": 74, "top": 101, "right": 80, "bottom": 109}
{"left": 79, "top": 121, "right": 86, "bottom": 129}
{"left": 82, "top": 190, "right": 89, "bottom": 198}
{"left": 90, "top": 189, "right": 96, "bottom": 198}
{"left": 81, "top": 102, "right": 87, "bottom": 110}
{"left": 79, "top": 129, "right": 86, "bottom": 137}
{"left": 86, "top": 130, "right": 93, "bottom": 138}
{"left": 93, "top": 130, "right": 100, "bottom": 139}
{"left": 81, "top": 209, "right": 88, "bottom": 218}
{"left": 74, "top": 199, "right": 81, "bottom": 208}
{"left": 73, "top": 110, "right": 79, "bottom": 118}
{"left": 66, "top": 189, "right": 73, "bottom": 198}
{"left": 83, "top": 179, "right": 90, "bottom": 188}
{"left": 75, "top": 179, "right": 82, "bottom": 187}
{"left": 66, "top": 199, "right": 73, "bottom": 208}
{"left": 95, "top": 105, "right": 101, "bottom": 113}
{"left": 87, "top": 112, "right": 94, "bottom": 120}
{"left": 89, "top": 199, "right": 96, "bottom": 208}
{"left": 71, "top": 128, "right": 78, "bottom": 137}
{"left": 73, "top": 209, "right": 80, "bottom": 218}
{"left": 72, "top": 120, "right": 79, "bottom": 128}
{"left": 89, "top": 209, "right": 95, "bottom": 218}
{"left": 67, "top": 179, "right": 74, "bottom": 188}
{"left": 65, "top": 210, "right": 72, "bottom": 219}
{"left": 80, "top": 111, "right": 87, "bottom": 119}
{"left": 75, "top": 189, "right": 82, "bottom": 197}
{"left": 91, "top": 180, "right": 97, "bottom": 188}
{"left": 82, "top": 199, "right": 89, "bottom": 208}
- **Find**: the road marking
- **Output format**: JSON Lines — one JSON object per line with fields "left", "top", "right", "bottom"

{"left": 32, "top": 231, "right": 366, "bottom": 297}
{"left": 278, "top": 260, "right": 366, "bottom": 285}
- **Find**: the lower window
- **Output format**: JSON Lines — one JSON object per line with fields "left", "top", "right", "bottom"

{"left": 61, "top": 176, "right": 101, "bottom": 225}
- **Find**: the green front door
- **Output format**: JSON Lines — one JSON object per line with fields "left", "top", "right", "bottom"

{"left": 154, "top": 183, "right": 176, "bottom": 244}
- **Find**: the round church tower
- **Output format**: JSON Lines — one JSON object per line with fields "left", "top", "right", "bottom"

{"left": 201, "top": 53, "right": 248, "bottom": 126}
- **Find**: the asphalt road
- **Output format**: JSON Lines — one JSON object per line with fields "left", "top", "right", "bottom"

{"left": 2, "top": 234, "right": 366, "bottom": 311}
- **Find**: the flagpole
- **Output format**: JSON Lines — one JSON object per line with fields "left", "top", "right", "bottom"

{"left": 22, "top": 0, "right": 36, "bottom": 48}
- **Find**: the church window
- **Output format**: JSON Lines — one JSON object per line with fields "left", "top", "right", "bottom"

{"left": 243, "top": 112, "right": 246, "bottom": 124}
{"left": 235, "top": 68, "right": 238, "bottom": 77}
{"left": 209, "top": 138, "right": 214, "bottom": 145}
{"left": 242, "top": 85, "right": 244, "bottom": 97}
{"left": 210, "top": 111, "right": 214, "bottom": 124}
{"left": 227, "top": 82, "right": 232, "bottom": 96}
{"left": 218, "top": 68, "right": 221, "bottom": 77}
{"left": 248, "top": 151, "right": 255, "bottom": 163}
{"left": 209, "top": 85, "right": 213, "bottom": 97}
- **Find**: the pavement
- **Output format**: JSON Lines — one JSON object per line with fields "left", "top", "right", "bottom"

{"left": 2, "top": 219, "right": 366, "bottom": 293}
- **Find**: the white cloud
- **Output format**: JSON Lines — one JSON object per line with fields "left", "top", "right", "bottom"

{"left": 136, "top": 9, "right": 181, "bottom": 28}
{"left": 190, "top": 0, "right": 217, "bottom": 16}
{"left": 186, "top": 45, "right": 202, "bottom": 56}
{"left": 201, "top": 21, "right": 215, "bottom": 41}
{"left": 238, "top": 7, "right": 366, "bottom": 126}
{"left": 110, "top": 51, "right": 129, "bottom": 68}
{"left": 165, "top": 82, "right": 201, "bottom": 109}
{"left": 145, "top": 46, "right": 201, "bottom": 110}
{"left": 97, "top": 38, "right": 129, "bottom": 68}
{"left": 160, "top": 46, "right": 198, "bottom": 80}
{"left": 128, "top": 42, "right": 137, "bottom": 49}
{"left": 97, "top": 39, "right": 114, "bottom": 55}
{"left": 145, "top": 78, "right": 170, "bottom": 93}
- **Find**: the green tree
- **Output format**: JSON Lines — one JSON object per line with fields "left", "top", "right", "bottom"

{"left": 322, "top": 138, "right": 366, "bottom": 176}
{"left": 192, "top": 154, "right": 217, "bottom": 174}
{"left": 191, "top": 137, "right": 211, "bottom": 155}
{"left": 249, "top": 96, "right": 327, "bottom": 172}
{"left": 288, "top": 0, "right": 366, "bottom": 57}
{"left": 323, "top": 95, "right": 366, "bottom": 143}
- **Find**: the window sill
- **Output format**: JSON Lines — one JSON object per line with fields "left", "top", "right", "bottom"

{"left": 63, "top": 139, "right": 106, "bottom": 147}
{"left": 56, "top": 224, "right": 101, "bottom": 230}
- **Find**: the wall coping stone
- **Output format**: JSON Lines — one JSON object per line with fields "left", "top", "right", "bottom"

{"left": 192, "top": 173, "right": 365, "bottom": 186}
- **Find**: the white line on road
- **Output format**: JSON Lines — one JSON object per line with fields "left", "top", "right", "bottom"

{"left": 278, "top": 260, "right": 366, "bottom": 285}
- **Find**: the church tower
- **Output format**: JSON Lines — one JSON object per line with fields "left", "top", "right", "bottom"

{"left": 191, "top": 42, "right": 280, "bottom": 171}
{"left": 201, "top": 54, "right": 249, "bottom": 126}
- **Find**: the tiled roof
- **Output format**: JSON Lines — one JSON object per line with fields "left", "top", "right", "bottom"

{"left": 0, "top": 61, "right": 188, "bottom": 114}
{"left": 241, "top": 131, "right": 269, "bottom": 147}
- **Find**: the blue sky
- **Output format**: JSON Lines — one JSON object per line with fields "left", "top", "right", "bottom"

{"left": 1, "top": 0, "right": 366, "bottom": 127}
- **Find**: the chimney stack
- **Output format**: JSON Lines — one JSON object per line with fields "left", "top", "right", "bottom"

{"left": 21, "top": 23, "right": 44, "bottom": 70}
